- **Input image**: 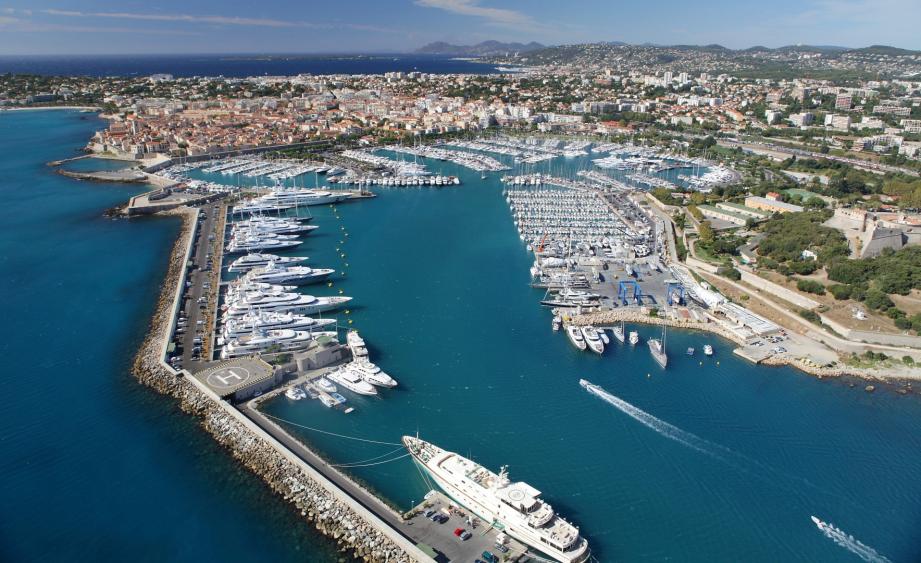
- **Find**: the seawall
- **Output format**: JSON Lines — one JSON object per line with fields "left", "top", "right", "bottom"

{"left": 131, "top": 208, "right": 427, "bottom": 562}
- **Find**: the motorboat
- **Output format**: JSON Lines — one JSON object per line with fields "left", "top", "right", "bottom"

{"left": 581, "top": 326, "right": 605, "bottom": 355}
{"left": 566, "top": 325, "right": 587, "bottom": 351}
{"left": 327, "top": 366, "right": 378, "bottom": 395}
{"left": 347, "top": 330, "right": 369, "bottom": 358}
{"left": 703, "top": 344, "right": 714, "bottom": 356}
{"left": 629, "top": 331, "right": 639, "bottom": 345}
{"left": 316, "top": 377, "right": 337, "bottom": 393}
{"left": 285, "top": 386, "right": 307, "bottom": 400}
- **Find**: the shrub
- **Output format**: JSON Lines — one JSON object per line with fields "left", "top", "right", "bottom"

{"left": 797, "top": 279, "right": 826, "bottom": 295}
{"left": 828, "top": 284, "right": 853, "bottom": 300}
{"left": 799, "top": 309, "right": 821, "bottom": 324}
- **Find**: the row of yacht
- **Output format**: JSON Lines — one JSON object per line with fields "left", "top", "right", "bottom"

{"left": 387, "top": 144, "right": 509, "bottom": 172}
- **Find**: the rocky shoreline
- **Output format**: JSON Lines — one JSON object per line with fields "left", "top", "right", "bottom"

{"left": 131, "top": 208, "right": 418, "bottom": 563}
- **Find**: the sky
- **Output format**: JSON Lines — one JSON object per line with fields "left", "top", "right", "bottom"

{"left": 0, "top": 0, "right": 919, "bottom": 55}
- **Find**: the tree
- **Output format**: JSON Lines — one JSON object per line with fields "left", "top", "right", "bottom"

{"left": 797, "top": 279, "right": 826, "bottom": 295}
{"left": 698, "top": 220, "right": 714, "bottom": 243}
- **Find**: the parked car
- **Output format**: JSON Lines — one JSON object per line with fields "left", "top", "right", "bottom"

{"left": 481, "top": 551, "right": 498, "bottom": 563}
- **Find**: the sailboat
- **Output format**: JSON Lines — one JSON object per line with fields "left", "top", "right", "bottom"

{"left": 648, "top": 322, "right": 668, "bottom": 368}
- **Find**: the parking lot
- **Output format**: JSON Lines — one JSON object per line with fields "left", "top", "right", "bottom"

{"left": 405, "top": 492, "right": 527, "bottom": 562}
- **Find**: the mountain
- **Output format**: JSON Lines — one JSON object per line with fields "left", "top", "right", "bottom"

{"left": 415, "top": 41, "right": 546, "bottom": 56}
{"left": 846, "top": 45, "right": 921, "bottom": 56}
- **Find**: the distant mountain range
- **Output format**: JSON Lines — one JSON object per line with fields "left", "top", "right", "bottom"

{"left": 415, "top": 41, "right": 546, "bottom": 56}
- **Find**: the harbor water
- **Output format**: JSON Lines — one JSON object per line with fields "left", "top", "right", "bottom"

{"left": 0, "top": 110, "right": 345, "bottom": 563}
{"left": 218, "top": 154, "right": 921, "bottom": 562}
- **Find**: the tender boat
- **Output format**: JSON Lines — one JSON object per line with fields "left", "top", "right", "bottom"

{"left": 552, "top": 315, "right": 562, "bottom": 332}
{"left": 316, "top": 377, "right": 337, "bottom": 393}
{"left": 687, "top": 347, "right": 695, "bottom": 356}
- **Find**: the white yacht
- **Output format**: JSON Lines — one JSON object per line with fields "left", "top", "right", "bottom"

{"left": 581, "top": 326, "right": 605, "bottom": 354}
{"left": 220, "top": 329, "right": 334, "bottom": 359}
{"left": 233, "top": 218, "right": 317, "bottom": 235}
{"left": 221, "top": 312, "right": 336, "bottom": 339}
{"left": 224, "top": 291, "right": 352, "bottom": 317}
{"left": 246, "top": 262, "right": 335, "bottom": 285}
{"left": 285, "top": 386, "right": 307, "bottom": 400}
{"left": 612, "top": 324, "right": 625, "bottom": 344}
{"left": 703, "top": 344, "right": 714, "bottom": 356}
{"left": 628, "top": 331, "right": 640, "bottom": 345}
{"left": 648, "top": 338, "right": 668, "bottom": 368}
{"left": 228, "top": 253, "right": 308, "bottom": 273}
{"left": 404, "top": 436, "right": 590, "bottom": 563}
{"left": 326, "top": 366, "right": 378, "bottom": 395}
{"left": 347, "top": 330, "right": 369, "bottom": 358}
{"left": 349, "top": 360, "right": 397, "bottom": 388}
{"left": 226, "top": 235, "right": 302, "bottom": 253}
{"left": 316, "top": 377, "right": 337, "bottom": 393}
{"left": 566, "top": 325, "right": 587, "bottom": 351}
{"left": 258, "top": 188, "right": 350, "bottom": 206}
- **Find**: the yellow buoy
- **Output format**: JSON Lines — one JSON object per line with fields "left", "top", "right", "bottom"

{"left": 345, "top": 310, "right": 350, "bottom": 314}
{"left": 336, "top": 247, "right": 340, "bottom": 252}
{"left": 345, "top": 263, "right": 349, "bottom": 267}
{"left": 717, "top": 361, "right": 720, "bottom": 365}
{"left": 339, "top": 289, "right": 344, "bottom": 294}
{"left": 340, "top": 253, "right": 346, "bottom": 258}
{"left": 327, "top": 282, "right": 333, "bottom": 287}
{"left": 348, "top": 319, "right": 353, "bottom": 324}
{"left": 647, "top": 373, "right": 651, "bottom": 378}
{"left": 700, "top": 361, "right": 703, "bottom": 366}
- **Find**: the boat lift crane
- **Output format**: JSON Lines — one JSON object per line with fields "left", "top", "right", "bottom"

{"left": 617, "top": 280, "right": 643, "bottom": 306}
{"left": 665, "top": 281, "right": 685, "bottom": 306}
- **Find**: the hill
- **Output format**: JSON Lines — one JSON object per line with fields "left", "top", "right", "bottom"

{"left": 415, "top": 40, "right": 545, "bottom": 57}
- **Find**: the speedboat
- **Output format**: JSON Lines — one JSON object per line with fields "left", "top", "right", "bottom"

{"left": 552, "top": 315, "right": 562, "bottom": 332}
{"left": 566, "top": 325, "right": 587, "bottom": 351}
{"left": 327, "top": 366, "right": 378, "bottom": 395}
{"left": 687, "top": 347, "right": 695, "bottom": 356}
{"left": 350, "top": 360, "right": 397, "bottom": 388}
{"left": 703, "top": 344, "right": 714, "bottom": 356}
{"left": 629, "top": 331, "right": 639, "bottom": 345}
{"left": 329, "top": 392, "right": 348, "bottom": 405}
{"left": 598, "top": 330, "right": 610, "bottom": 345}
{"left": 319, "top": 394, "right": 338, "bottom": 408}
{"left": 581, "top": 326, "right": 605, "bottom": 355}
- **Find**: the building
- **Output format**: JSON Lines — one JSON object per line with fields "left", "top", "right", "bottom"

{"left": 824, "top": 114, "right": 851, "bottom": 129}
{"left": 764, "top": 110, "right": 782, "bottom": 125}
{"left": 744, "top": 196, "right": 804, "bottom": 214}
{"left": 788, "top": 112, "right": 815, "bottom": 127}
{"left": 193, "top": 357, "right": 284, "bottom": 402}
{"left": 835, "top": 93, "right": 852, "bottom": 111}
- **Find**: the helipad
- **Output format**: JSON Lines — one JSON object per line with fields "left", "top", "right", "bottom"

{"left": 193, "top": 357, "right": 278, "bottom": 399}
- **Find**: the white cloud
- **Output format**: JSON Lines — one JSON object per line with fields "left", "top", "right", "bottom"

{"left": 40, "top": 9, "right": 396, "bottom": 33}
{"left": 414, "top": 0, "right": 543, "bottom": 30}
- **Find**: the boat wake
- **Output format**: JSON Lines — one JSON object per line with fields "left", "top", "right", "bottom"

{"left": 810, "top": 516, "right": 890, "bottom": 563}
{"left": 578, "top": 379, "right": 720, "bottom": 460}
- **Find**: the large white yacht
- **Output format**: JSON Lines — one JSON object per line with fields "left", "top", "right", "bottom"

{"left": 228, "top": 253, "right": 308, "bottom": 273}
{"left": 226, "top": 234, "right": 302, "bottom": 253}
{"left": 224, "top": 291, "right": 352, "bottom": 317}
{"left": 403, "top": 436, "right": 590, "bottom": 563}
{"left": 220, "top": 329, "right": 335, "bottom": 359}
{"left": 349, "top": 360, "right": 397, "bottom": 388}
{"left": 258, "top": 188, "right": 350, "bottom": 206}
{"left": 246, "top": 262, "right": 335, "bottom": 285}
{"left": 326, "top": 365, "right": 378, "bottom": 395}
{"left": 221, "top": 312, "right": 336, "bottom": 339}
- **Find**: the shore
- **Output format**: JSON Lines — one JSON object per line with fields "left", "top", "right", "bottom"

{"left": 0, "top": 105, "right": 100, "bottom": 112}
{"left": 569, "top": 308, "right": 921, "bottom": 385}
{"left": 131, "top": 208, "right": 423, "bottom": 563}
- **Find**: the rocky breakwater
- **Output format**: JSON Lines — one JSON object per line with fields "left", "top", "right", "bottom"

{"left": 569, "top": 307, "right": 746, "bottom": 345}
{"left": 132, "top": 207, "right": 420, "bottom": 562}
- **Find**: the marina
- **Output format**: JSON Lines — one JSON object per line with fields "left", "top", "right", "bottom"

{"left": 11, "top": 110, "right": 921, "bottom": 563}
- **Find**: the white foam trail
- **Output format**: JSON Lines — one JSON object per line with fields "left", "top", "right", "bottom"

{"left": 811, "top": 516, "right": 890, "bottom": 563}
{"left": 579, "top": 380, "right": 720, "bottom": 459}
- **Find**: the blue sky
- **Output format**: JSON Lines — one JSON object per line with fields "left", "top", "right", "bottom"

{"left": 0, "top": 0, "right": 918, "bottom": 55}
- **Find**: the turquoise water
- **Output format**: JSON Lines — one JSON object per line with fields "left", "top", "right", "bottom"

{"left": 0, "top": 110, "right": 345, "bottom": 562}
{"left": 196, "top": 156, "right": 921, "bottom": 562}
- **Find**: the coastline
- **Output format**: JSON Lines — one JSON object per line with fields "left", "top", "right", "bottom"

{"left": 130, "top": 208, "right": 423, "bottom": 563}
{"left": 0, "top": 105, "right": 101, "bottom": 112}
{"left": 569, "top": 308, "right": 921, "bottom": 384}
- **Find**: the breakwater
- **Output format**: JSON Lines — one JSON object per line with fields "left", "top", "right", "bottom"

{"left": 131, "top": 208, "right": 423, "bottom": 563}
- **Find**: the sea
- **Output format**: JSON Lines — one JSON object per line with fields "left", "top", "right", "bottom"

{"left": 0, "top": 54, "right": 500, "bottom": 77}
{"left": 3, "top": 110, "right": 921, "bottom": 563}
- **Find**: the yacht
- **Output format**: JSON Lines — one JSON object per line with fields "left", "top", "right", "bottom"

{"left": 347, "top": 330, "right": 369, "bottom": 358}
{"left": 224, "top": 291, "right": 352, "bottom": 317}
{"left": 221, "top": 312, "right": 336, "bottom": 339}
{"left": 220, "top": 329, "right": 334, "bottom": 359}
{"left": 349, "top": 360, "right": 397, "bottom": 388}
{"left": 703, "top": 344, "right": 714, "bottom": 356}
{"left": 226, "top": 235, "right": 302, "bottom": 253}
{"left": 581, "top": 326, "right": 605, "bottom": 354}
{"left": 326, "top": 366, "right": 378, "bottom": 396}
{"left": 285, "top": 386, "right": 307, "bottom": 400}
{"left": 598, "top": 330, "right": 610, "bottom": 345}
{"left": 552, "top": 315, "right": 562, "bottom": 332}
{"left": 404, "top": 436, "right": 590, "bottom": 563}
{"left": 258, "top": 188, "right": 350, "bottom": 206}
{"left": 566, "top": 325, "right": 587, "bottom": 351}
{"left": 319, "top": 394, "right": 339, "bottom": 408}
{"left": 628, "top": 331, "right": 639, "bottom": 345}
{"left": 612, "top": 323, "right": 625, "bottom": 343}
{"left": 228, "top": 253, "right": 308, "bottom": 273}
{"left": 316, "top": 377, "right": 337, "bottom": 393}
{"left": 246, "top": 262, "right": 335, "bottom": 285}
